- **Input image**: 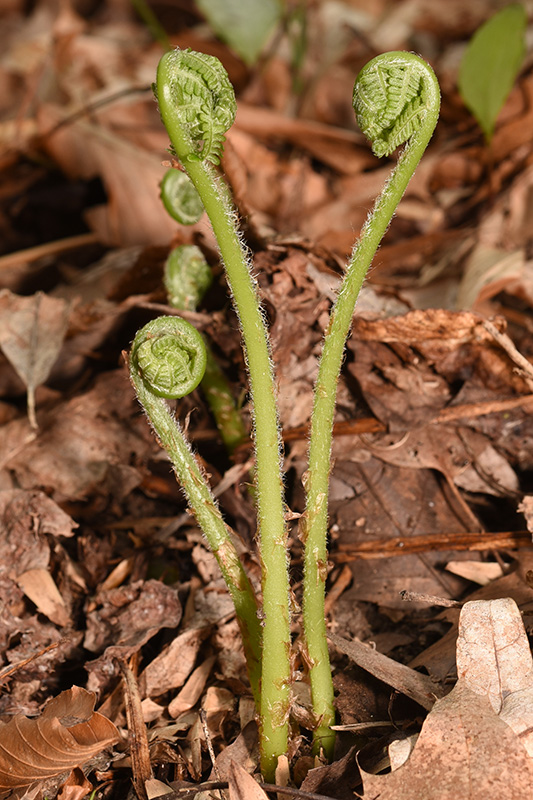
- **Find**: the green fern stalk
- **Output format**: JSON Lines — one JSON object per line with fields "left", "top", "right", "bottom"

{"left": 129, "top": 317, "right": 262, "bottom": 700}
{"left": 155, "top": 48, "right": 290, "bottom": 779}
{"left": 302, "top": 52, "right": 440, "bottom": 757}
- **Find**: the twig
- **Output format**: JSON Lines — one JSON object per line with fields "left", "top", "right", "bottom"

{"left": 399, "top": 590, "right": 462, "bottom": 608}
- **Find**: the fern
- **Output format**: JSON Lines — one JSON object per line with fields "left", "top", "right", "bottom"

{"left": 156, "top": 48, "right": 236, "bottom": 164}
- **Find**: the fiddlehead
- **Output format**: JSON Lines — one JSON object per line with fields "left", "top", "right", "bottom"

{"left": 155, "top": 48, "right": 236, "bottom": 165}
{"left": 353, "top": 51, "right": 439, "bottom": 157}
{"left": 163, "top": 246, "right": 248, "bottom": 454}
{"left": 160, "top": 169, "right": 204, "bottom": 225}
{"left": 131, "top": 317, "right": 207, "bottom": 399}
{"left": 164, "top": 245, "right": 213, "bottom": 311}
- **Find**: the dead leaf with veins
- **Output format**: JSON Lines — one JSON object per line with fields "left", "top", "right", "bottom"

{"left": 0, "top": 686, "right": 119, "bottom": 796}
{"left": 0, "top": 290, "right": 71, "bottom": 428}
{"left": 360, "top": 598, "right": 533, "bottom": 799}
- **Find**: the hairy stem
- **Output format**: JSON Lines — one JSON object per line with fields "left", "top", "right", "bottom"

{"left": 156, "top": 50, "right": 290, "bottom": 779}
{"left": 302, "top": 52, "right": 440, "bottom": 757}
{"left": 129, "top": 318, "right": 262, "bottom": 700}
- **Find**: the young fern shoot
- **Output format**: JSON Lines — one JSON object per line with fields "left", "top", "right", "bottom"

{"left": 302, "top": 52, "right": 440, "bottom": 757}
{"left": 154, "top": 49, "right": 290, "bottom": 780}
{"left": 129, "top": 317, "right": 262, "bottom": 699}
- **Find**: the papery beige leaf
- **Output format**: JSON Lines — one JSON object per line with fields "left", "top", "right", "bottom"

{"left": 0, "top": 687, "right": 119, "bottom": 793}
{"left": 361, "top": 682, "right": 533, "bottom": 799}
{"left": 228, "top": 761, "right": 268, "bottom": 800}
{"left": 0, "top": 290, "right": 71, "bottom": 428}
{"left": 457, "top": 598, "right": 533, "bottom": 712}
{"left": 457, "top": 597, "right": 533, "bottom": 756}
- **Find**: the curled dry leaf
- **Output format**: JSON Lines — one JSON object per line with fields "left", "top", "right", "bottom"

{"left": 0, "top": 686, "right": 119, "bottom": 795}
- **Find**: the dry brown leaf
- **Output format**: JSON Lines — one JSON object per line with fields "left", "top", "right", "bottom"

{"left": 0, "top": 489, "right": 76, "bottom": 575}
{"left": 0, "top": 290, "right": 71, "bottom": 428}
{"left": 2, "top": 370, "right": 145, "bottom": 502}
{"left": 55, "top": 767, "right": 93, "bottom": 800}
{"left": 16, "top": 568, "right": 69, "bottom": 627}
{"left": 228, "top": 761, "right": 268, "bottom": 800}
{"left": 457, "top": 597, "right": 533, "bottom": 757}
{"left": 361, "top": 598, "right": 533, "bottom": 798}
{"left": 0, "top": 687, "right": 119, "bottom": 795}
{"left": 329, "top": 456, "right": 479, "bottom": 608}
{"left": 140, "top": 627, "right": 210, "bottom": 698}
{"left": 85, "top": 580, "right": 182, "bottom": 692}
{"left": 360, "top": 682, "right": 533, "bottom": 799}
{"left": 38, "top": 108, "right": 178, "bottom": 247}
{"left": 168, "top": 655, "right": 217, "bottom": 718}
{"left": 209, "top": 721, "right": 258, "bottom": 781}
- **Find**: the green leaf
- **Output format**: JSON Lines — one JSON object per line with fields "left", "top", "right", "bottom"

{"left": 195, "top": 0, "right": 282, "bottom": 65}
{"left": 458, "top": 4, "right": 527, "bottom": 142}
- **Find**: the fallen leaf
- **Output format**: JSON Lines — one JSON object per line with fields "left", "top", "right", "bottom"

{"left": 38, "top": 107, "right": 178, "bottom": 247}
{"left": 16, "top": 568, "right": 69, "bottom": 627}
{"left": 0, "top": 291, "right": 71, "bottom": 428}
{"left": 85, "top": 580, "right": 182, "bottom": 691}
{"left": 0, "top": 687, "right": 119, "bottom": 795}
{"left": 140, "top": 626, "right": 209, "bottom": 699}
{"left": 228, "top": 761, "right": 268, "bottom": 800}
{"left": 360, "top": 682, "right": 533, "bottom": 799}
{"left": 361, "top": 598, "right": 533, "bottom": 798}
{"left": 457, "top": 597, "right": 533, "bottom": 757}
{"left": 168, "top": 655, "right": 217, "bottom": 718}
{"left": 55, "top": 767, "right": 93, "bottom": 800}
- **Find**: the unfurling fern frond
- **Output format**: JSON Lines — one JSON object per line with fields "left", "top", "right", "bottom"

{"left": 155, "top": 48, "right": 236, "bottom": 164}
{"left": 353, "top": 52, "right": 436, "bottom": 157}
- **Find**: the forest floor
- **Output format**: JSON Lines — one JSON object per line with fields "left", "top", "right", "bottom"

{"left": 1, "top": 1, "right": 533, "bottom": 798}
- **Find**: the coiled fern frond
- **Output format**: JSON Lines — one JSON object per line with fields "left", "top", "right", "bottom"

{"left": 155, "top": 48, "right": 236, "bottom": 164}
{"left": 353, "top": 51, "right": 435, "bottom": 157}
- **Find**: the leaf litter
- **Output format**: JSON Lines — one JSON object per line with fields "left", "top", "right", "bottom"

{"left": 1, "top": 1, "right": 533, "bottom": 798}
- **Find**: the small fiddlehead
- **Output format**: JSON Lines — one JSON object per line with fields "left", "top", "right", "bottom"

{"left": 163, "top": 246, "right": 248, "bottom": 454}
{"left": 164, "top": 245, "right": 213, "bottom": 311}
{"left": 160, "top": 169, "right": 204, "bottom": 225}
{"left": 155, "top": 48, "right": 236, "bottom": 165}
{"left": 131, "top": 317, "right": 207, "bottom": 399}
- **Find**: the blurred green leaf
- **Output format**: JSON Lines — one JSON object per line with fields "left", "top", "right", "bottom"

{"left": 195, "top": 0, "right": 282, "bottom": 65}
{"left": 458, "top": 4, "right": 527, "bottom": 142}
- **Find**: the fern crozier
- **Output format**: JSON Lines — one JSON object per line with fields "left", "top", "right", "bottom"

{"left": 353, "top": 51, "right": 439, "bottom": 157}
